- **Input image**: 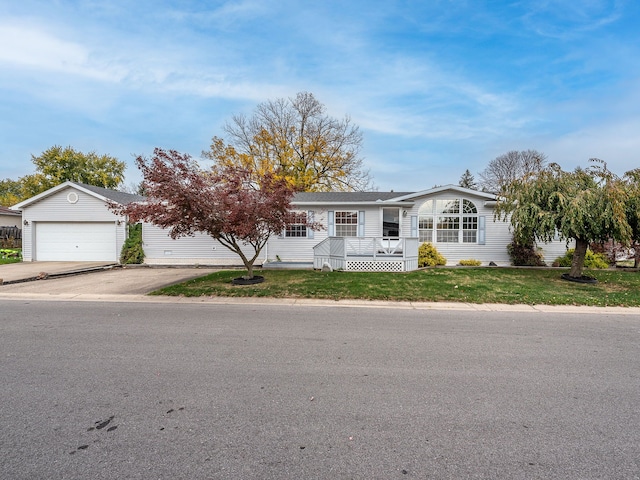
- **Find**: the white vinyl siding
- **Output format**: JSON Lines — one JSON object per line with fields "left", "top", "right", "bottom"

{"left": 142, "top": 224, "right": 260, "bottom": 265}
{"left": 537, "top": 238, "right": 574, "bottom": 264}
{"left": 266, "top": 210, "right": 327, "bottom": 263}
{"left": 410, "top": 193, "right": 510, "bottom": 265}
{"left": 20, "top": 187, "right": 126, "bottom": 262}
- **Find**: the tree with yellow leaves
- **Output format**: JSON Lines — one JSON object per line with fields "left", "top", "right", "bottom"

{"left": 204, "top": 92, "right": 372, "bottom": 192}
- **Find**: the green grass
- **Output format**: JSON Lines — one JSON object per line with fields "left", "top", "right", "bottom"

{"left": 0, "top": 248, "right": 21, "bottom": 265}
{"left": 153, "top": 267, "right": 640, "bottom": 307}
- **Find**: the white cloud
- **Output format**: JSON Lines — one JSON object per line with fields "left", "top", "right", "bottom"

{"left": 521, "top": 0, "right": 624, "bottom": 38}
{"left": 0, "top": 17, "right": 294, "bottom": 105}
{"left": 542, "top": 117, "right": 640, "bottom": 174}
{"left": 0, "top": 23, "right": 128, "bottom": 82}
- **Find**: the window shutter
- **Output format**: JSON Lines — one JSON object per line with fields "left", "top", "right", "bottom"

{"left": 478, "top": 216, "right": 486, "bottom": 245}
{"left": 358, "top": 211, "right": 365, "bottom": 237}
{"left": 410, "top": 215, "right": 418, "bottom": 238}
{"left": 307, "top": 210, "right": 314, "bottom": 239}
{"left": 328, "top": 211, "right": 335, "bottom": 237}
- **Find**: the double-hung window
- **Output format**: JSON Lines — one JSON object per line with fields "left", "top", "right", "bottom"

{"left": 285, "top": 211, "right": 308, "bottom": 238}
{"left": 334, "top": 211, "right": 359, "bottom": 237}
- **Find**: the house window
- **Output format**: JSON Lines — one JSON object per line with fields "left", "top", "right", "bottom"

{"left": 436, "top": 216, "right": 459, "bottom": 242}
{"left": 418, "top": 216, "right": 433, "bottom": 242}
{"left": 462, "top": 200, "right": 478, "bottom": 243}
{"left": 335, "top": 211, "right": 358, "bottom": 237}
{"left": 418, "top": 198, "right": 478, "bottom": 243}
{"left": 285, "top": 211, "right": 307, "bottom": 237}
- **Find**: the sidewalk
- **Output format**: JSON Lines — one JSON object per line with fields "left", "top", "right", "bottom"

{"left": 2, "top": 289, "right": 640, "bottom": 315}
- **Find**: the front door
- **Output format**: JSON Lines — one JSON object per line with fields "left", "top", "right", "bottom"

{"left": 382, "top": 208, "right": 400, "bottom": 237}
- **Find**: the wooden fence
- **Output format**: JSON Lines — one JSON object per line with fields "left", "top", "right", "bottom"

{"left": 0, "top": 226, "right": 21, "bottom": 248}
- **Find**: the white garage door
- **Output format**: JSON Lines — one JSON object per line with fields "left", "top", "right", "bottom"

{"left": 35, "top": 222, "right": 117, "bottom": 261}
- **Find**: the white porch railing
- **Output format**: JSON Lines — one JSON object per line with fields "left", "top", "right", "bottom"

{"left": 313, "top": 237, "right": 419, "bottom": 272}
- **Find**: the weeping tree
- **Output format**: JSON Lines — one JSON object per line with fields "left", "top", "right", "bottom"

{"left": 624, "top": 168, "right": 640, "bottom": 268}
{"left": 111, "top": 148, "right": 304, "bottom": 280}
{"left": 496, "top": 160, "right": 631, "bottom": 280}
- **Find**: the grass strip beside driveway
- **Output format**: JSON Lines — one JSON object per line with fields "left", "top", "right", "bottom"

{"left": 152, "top": 267, "right": 640, "bottom": 307}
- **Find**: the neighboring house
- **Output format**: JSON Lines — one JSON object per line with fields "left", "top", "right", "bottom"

{"left": 0, "top": 206, "right": 21, "bottom": 227}
{"left": 12, "top": 181, "right": 143, "bottom": 262}
{"left": 13, "top": 182, "right": 569, "bottom": 268}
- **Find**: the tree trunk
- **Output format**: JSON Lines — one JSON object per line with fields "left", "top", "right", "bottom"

{"left": 569, "top": 238, "right": 589, "bottom": 278}
{"left": 245, "top": 262, "right": 254, "bottom": 279}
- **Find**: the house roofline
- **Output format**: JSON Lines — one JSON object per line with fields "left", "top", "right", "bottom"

{"left": 0, "top": 206, "right": 21, "bottom": 215}
{"left": 292, "top": 201, "right": 415, "bottom": 207}
{"left": 389, "top": 184, "right": 497, "bottom": 202}
{"left": 12, "top": 181, "right": 111, "bottom": 209}
{"left": 12, "top": 181, "right": 142, "bottom": 209}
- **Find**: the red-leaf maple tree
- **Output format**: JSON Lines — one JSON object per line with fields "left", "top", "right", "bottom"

{"left": 113, "top": 148, "right": 301, "bottom": 279}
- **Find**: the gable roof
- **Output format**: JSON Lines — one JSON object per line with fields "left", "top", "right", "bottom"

{"left": 389, "top": 184, "right": 497, "bottom": 202}
{"left": 73, "top": 182, "right": 145, "bottom": 205}
{"left": 293, "top": 191, "right": 413, "bottom": 203}
{"left": 292, "top": 185, "right": 496, "bottom": 205}
{"left": 12, "top": 181, "right": 145, "bottom": 210}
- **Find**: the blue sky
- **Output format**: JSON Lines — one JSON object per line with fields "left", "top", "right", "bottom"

{"left": 1, "top": 0, "right": 639, "bottom": 191}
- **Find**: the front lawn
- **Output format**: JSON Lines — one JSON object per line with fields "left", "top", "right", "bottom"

{"left": 153, "top": 267, "right": 640, "bottom": 307}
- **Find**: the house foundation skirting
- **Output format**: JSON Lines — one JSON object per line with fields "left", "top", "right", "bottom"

{"left": 314, "top": 256, "right": 418, "bottom": 272}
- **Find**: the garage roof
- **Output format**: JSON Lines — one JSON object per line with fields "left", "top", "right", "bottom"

{"left": 12, "top": 181, "right": 145, "bottom": 209}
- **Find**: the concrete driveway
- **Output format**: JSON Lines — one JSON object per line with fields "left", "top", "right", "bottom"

{"left": 0, "top": 262, "right": 222, "bottom": 295}
{"left": 0, "top": 261, "right": 116, "bottom": 283}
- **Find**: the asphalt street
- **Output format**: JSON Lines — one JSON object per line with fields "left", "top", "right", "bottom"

{"left": 1, "top": 299, "right": 639, "bottom": 479}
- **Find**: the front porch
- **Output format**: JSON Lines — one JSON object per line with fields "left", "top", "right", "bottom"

{"left": 313, "top": 237, "right": 419, "bottom": 272}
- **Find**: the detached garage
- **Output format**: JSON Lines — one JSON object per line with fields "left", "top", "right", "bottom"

{"left": 13, "top": 182, "right": 144, "bottom": 262}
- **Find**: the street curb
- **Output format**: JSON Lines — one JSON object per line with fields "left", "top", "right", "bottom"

{"left": 1, "top": 291, "right": 640, "bottom": 315}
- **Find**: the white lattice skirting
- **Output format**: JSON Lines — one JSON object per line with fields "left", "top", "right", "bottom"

{"left": 345, "top": 260, "right": 404, "bottom": 272}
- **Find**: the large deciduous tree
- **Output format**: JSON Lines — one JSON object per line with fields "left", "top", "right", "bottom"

{"left": 0, "top": 178, "right": 22, "bottom": 206}
{"left": 113, "top": 148, "right": 301, "bottom": 279}
{"left": 4, "top": 146, "right": 126, "bottom": 204}
{"left": 496, "top": 160, "right": 631, "bottom": 280}
{"left": 479, "top": 149, "right": 547, "bottom": 193}
{"left": 21, "top": 145, "right": 126, "bottom": 199}
{"left": 204, "top": 91, "right": 372, "bottom": 192}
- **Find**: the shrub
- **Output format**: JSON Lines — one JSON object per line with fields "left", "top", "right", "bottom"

{"left": 459, "top": 259, "right": 481, "bottom": 266}
{"left": 507, "top": 241, "right": 546, "bottom": 266}
{"left": 0, "top": 248, "right": 21, "bottom": 259}
{"left": 553, "top": 248, "right": 609, "bottom": 269}
{"left": 120, "top": 223, "right": 145, "bottom": 264}
{"left": 418, "top": 242, "right": 446, "bottom": 267}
